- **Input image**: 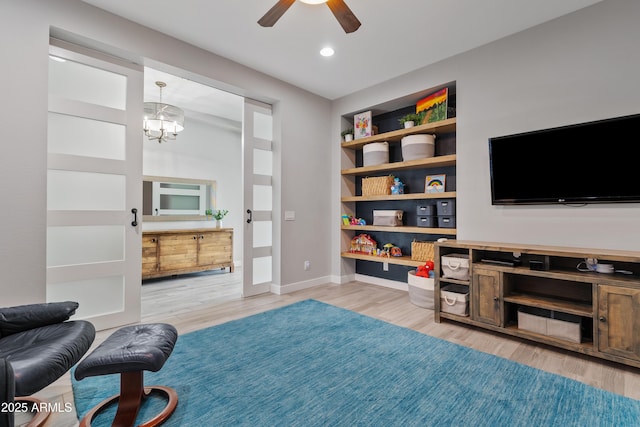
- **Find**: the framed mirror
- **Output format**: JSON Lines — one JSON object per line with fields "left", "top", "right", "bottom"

{"left": 142, "top": 176, "right": 217, "bottom": 221}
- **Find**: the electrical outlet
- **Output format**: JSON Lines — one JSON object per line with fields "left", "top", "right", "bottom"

{"left": 383, "top": 262, "right": 389, "bottom": 271}
{"left": 304, "top": 260, "right": 310, "bottom": 271}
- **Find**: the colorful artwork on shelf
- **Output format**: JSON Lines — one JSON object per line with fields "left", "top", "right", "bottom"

{"left": 416, "top": 88, "right": 448, "bottom": 124}
{"left": 425, "top": 174, "right": 446, "bottom": 193}
{"left": 354, "top": 111, "right": 372, "bottom": 140}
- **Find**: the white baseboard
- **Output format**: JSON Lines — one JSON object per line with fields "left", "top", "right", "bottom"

{"left": 271, "top": 275, "right": 332, "bottom": 295}
{"left": 354, "top": 274, "right": 408, "bottom": 291}
{"left": 329, "top": 274, "right": 355, "bottom": 284}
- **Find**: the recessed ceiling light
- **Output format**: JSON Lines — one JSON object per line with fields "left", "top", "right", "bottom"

{"left": 320, "top": 47, "right": 335, "bottom": 57}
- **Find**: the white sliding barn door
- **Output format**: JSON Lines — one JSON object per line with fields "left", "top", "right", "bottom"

{"left": 46, "top": 40, "right": 143, "bottom": 330}
{"left": 242, "top": 99, "right": 274, "bottom": 297}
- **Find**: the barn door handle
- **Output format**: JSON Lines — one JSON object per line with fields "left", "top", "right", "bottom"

{"left": 131, "top": 208, "right": 138, "bottom": 226}
{"left": 247, "top": 209, "right": 253, "bottom": 224}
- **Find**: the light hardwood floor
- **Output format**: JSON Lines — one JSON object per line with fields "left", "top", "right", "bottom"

{"left": 26, "top": 269, "right": 640, "bottom": 426}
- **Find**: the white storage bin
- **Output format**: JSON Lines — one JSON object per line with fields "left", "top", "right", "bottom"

{"left": 407, "top": 271, "right": 434, "bottom": 309}
{"left": 372, "top": 210, "right": 403, "bottom": 226}
{"left": 441, "top": 253, "right": 470, "bottom": 280}
{"left": 363, "top": 142, "right": 389, "bottom": 167}
{"left": 517, "top": 308, "right": 582, "bottom": 343}
{"left": 401, "top": 134, "right": 435, "bottom": 161}
{"left": 440, "top": 284, "right": 469, "bottom": 316}
{"left": 548, "top": 311, "right": 582, "bottom": 343}
{"left": 517, "top": 308, "right": 548, "bottom": 335}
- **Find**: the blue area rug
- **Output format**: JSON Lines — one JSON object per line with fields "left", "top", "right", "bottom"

{"left": 72, "top": 299, "right": 640, "bottom": 426}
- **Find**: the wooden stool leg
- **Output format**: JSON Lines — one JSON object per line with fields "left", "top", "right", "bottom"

{"left": 112, "top": 371, "right": 144, "bottom": 427}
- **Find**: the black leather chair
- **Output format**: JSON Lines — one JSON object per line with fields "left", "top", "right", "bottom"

{"left": 0, "top": 301, "right": 95, "bottom": 427}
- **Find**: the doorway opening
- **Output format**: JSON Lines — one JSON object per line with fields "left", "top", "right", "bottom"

{"left": 141, "top": 67, "right": 244, "bottom": 318}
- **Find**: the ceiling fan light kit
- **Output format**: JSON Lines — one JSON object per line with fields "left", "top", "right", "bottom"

{"left": 258, "top": 0, "right": 361, "bottom": 34}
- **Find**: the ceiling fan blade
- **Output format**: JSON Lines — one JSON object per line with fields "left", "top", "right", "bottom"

{"left": 326, "top": 0, "right": 361, "bottom": 33}
{"left": 258, "top": 0, "right": 296, "bottom": 27}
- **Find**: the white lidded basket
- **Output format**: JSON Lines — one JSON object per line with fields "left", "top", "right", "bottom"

{"left": 363, "top": 142, "right": 389, "bottom": 166}
{"left": 401, "top": 134, "right": 435, "bottom": 161}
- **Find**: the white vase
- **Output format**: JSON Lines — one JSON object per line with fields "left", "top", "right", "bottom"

{"left": 404, "top": 121, "right": 415, "bottom": 129}
{"left": 344, "top": 134, "right": 353, "bottom": 142}
{"left": 216, "top": 220, "right": 222, "bottom": 228}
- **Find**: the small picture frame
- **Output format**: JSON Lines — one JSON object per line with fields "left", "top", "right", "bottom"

{"left": 425, "top": 174, "right": 446, "bottom": 193}
{"left": 354, "top": 111, "right": 372, "bottom": 140}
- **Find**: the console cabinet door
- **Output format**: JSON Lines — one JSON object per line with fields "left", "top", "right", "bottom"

{"left": 597, "top": 285, "right": 640, "bottom": 362}
{"left": 472, "top": 268, "right": 502, "bottom": 326}
{"left": 142, "top": 234, "right": 159, "bottom": 277}
{"left": 158, "top": 233, "right": 198, "bottom": 272}
{"left": 198, "top": 230, "right": 233, "bottom": 268}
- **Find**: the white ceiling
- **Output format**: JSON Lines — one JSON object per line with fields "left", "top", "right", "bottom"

{"left": 144, "top": 67, "right": 244, "bottom": 124}
{"left": 82, "top": 0, "right": 602, "bottom": 101}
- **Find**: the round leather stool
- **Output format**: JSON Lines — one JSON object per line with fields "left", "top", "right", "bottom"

{"left": 74, "top": 323, "right": 178, "bottom": 427}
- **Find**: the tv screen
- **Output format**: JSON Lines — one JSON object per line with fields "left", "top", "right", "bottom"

{"left": 489, "top": 113, "right": 640, "bottom": 205}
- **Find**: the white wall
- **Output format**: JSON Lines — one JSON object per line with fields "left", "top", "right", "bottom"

{"left": 142, "top": 115, "right": 243, "bottom": 265}
{"left": 332, "top": 0, "right": 640, "bottom": 280}
{"left": 0, "top": 0, "right": 332, "bottom": 305}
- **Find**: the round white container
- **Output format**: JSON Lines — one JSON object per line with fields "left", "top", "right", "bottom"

{"left": 362, "top": 142, "right": 389, "bottom": 166}
{"left": 401, "top": 134, "right": 435, "bottom": 161}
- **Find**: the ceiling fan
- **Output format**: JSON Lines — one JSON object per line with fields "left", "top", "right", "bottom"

{"left": 258, "top": 0, "right": 361, "bottom": 34}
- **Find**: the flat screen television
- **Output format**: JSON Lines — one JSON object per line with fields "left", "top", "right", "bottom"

{"left": 488, "top": 113, "right": 640, "bottom": 205}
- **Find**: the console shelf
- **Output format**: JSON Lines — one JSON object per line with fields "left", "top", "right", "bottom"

{"left": 502, "top": 294, "right": 593, "bottom": 317}
{"left": 435, "top": 240, "right": 640, "bottom": 368}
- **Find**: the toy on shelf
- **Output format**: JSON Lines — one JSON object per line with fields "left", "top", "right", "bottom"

{"left": 381, "top": 243, "right": 403, "bottom": 257}
{"left": 349, "top": 216, "right": 366, "bottom": 226}
{"left": 342, "top": 215, "right": 366, "bottom": 226}
{"left": 390, "top": 177, "right": 405, "bottom": 195}
{"left": 350, "top": 234, "right": 377, "bottom": 255}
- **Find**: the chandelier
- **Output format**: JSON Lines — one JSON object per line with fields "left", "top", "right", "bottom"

{"left": 143, "top": 81, "right": 185, "bottom": 143}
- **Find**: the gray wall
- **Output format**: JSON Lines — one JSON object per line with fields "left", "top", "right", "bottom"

{"left": 332, "top": 0, "right": 640, "bottom": 280}
{"left": 0, "top": 0, "right": 332, "bottom": 305}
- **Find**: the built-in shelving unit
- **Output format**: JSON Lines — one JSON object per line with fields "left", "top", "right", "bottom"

{"left": 340, "top": 88, "right": 457, "bottom": 282}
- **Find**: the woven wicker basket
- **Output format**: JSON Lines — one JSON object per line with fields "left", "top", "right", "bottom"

{"left": 362, "top": 176, "right": 394, "bottom": 197}
{"left": 411, "top": 240, "right": 435, "bottom": 262}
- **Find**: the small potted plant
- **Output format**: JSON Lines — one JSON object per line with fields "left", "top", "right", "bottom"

{"left": 213, "top": 209, "right": 229, "bottom": 228}
{"left": 341, "top": 128, "right": 354, "bottom": 142}
{"left": 205, "top": 209, "right": 213, "bottom": 220}
{"left": 398, "top": 114, "right": 421, "bottom": 129}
